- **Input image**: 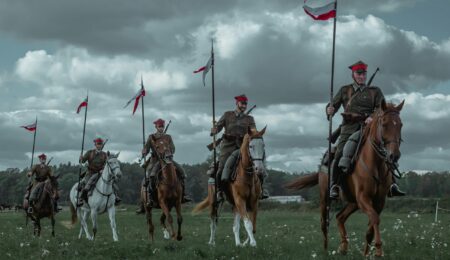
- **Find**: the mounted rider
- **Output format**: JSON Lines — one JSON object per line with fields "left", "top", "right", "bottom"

{"left": 26, "top": 153, "right": 60, "bottom": 213}
{"left": 77, "top": 138, "right": 121, "bottom": 206}
{"left": 210, "top": 94, "right": 269, "bottom": 201}
{"left": 140, "top": 118, "right": 191, "bottom": 207}
{"left": 326, "top": 60, "right": 405, "bottom": 199}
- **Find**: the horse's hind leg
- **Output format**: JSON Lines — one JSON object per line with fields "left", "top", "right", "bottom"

{"left": 160, "top": 213, "right": 170, "bottom": 239}
{"left": 108, "top": 206, "right": 119, "bottom": 242}
{"left": 90, "top": 211, "right": 98, "bottom": 240}
{"left": 80, "top": 210, "right": 92, "bottom": 240}
{"left": 208, "top": 185, "right": 217, "bottom": 246}
{"left": 336, "top": 203, "right": 358, "bottom": 255}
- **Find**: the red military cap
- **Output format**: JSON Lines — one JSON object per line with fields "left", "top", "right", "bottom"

{"left": 93, "top": 138, "right": 104, "bottom": 144}
{"left": 349, "top": 60, "right": 367, "bottom": 73}
{"left": 153, "top": 118, "right": 165, "bottom": 127}
{"left": 38, "top": 153, "right": 47, "bottom": 160}
{"left": 234, "top": 94, "right": 248, "bottom": 103}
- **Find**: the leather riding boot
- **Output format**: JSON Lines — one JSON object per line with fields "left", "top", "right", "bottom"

{"left": 388, "top": 181, "right": 406, "bottom": 197}
{"left": 77, "top": 190, "right": 87, "bottom": 207}
{"left": 180, "top": 179, "right": 192, "bottom": 203}
{"left": 329, "top": 159, "right": 341, "bottom": 199}
{"left": 146, "top": 177, "right": 156, "bottom": 207}
{"left": 113, "top": 183, "right": 121, "bottom": 205}
{"left": 135, "top": 201, "right": 145, "bottom": 214}
{"left": 258, "top": 174, "right": 270, "bottom": 200}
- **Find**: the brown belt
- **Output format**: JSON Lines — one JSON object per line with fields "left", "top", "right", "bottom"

{"left": 341, "top": 112, "right": 366, "bottom": 124}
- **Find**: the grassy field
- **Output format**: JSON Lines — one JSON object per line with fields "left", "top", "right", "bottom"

{"left": 0, "top": 205, "right": 449, "bottom": 260}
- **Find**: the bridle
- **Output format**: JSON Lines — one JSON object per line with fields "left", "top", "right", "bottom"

{"left": 246, "top": 137, "right": 266, "bottom": 175}
{"left": 369, "top": 110, "right": 403, "bottom": 178}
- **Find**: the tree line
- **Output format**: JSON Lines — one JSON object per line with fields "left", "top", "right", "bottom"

{"left": 1, "top": 162, "right": 450, "bottom": 206}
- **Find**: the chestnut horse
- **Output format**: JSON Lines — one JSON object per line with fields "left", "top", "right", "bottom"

{"left": 286, "top": 100, "right": 404, "bottom": 257}
{"left": 24, "top": 175, "right": 60, "bottom": 237}
{"left": 140, "top": 136, "right": 183, "bottom": 241}
{"left": 193, "top": 127, "right": 267, "bottom": 247}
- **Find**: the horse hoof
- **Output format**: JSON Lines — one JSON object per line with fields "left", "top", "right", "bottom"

{"left": 236, "top": 243, "right": 243, "bottom": 247}
{"left": 338, "top": 245, "right": 348, "bottom": 255}
{"left": 177, "top": 235, "right": 183, "bottom": 241}
{"left": 250, "top": 241, "right": 257, "bottom": 247}
{"left": 163, "top": 230, "right": 170, "bottom": 240}
{"left": 208, "top": 241, "right": 215, "bottom": 246}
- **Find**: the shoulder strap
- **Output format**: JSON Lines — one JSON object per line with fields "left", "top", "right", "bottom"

{"left": 89, "top": 150, "right": 95, "bottom": 161}
{"left": 344, "top": 85, "right": 355, "bottom": 112}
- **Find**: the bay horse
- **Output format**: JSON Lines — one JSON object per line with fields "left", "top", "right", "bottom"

{"left": 193, "top": 126, "right": 267, "bottom": 247}
{"left": 69, "top": 152, "right": 122, "bottom": 241}
{"left": 286, "top": 100, "right": 404, "bottom": 257}
{"left": 140, "top": 135, "right": 183, "bottom": 241}
{"left": 24, "top": 175, "right": 60, "bottom": 237}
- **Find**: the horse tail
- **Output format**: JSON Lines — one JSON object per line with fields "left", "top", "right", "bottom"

{"left": 70, "top": 203, "right": 77, "bottom": 225}
{"left": 285, "top": 172, "right": 319, "bottom": 190}
{"left": 192, "top": 197, "right": 209, "bottom": 214}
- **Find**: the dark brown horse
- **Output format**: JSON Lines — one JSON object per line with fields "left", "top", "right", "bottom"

{"left": 24, "top": 175, "right": 60, "bottom": 237}
{"left": 140, "top": 136, "right": 183, "bottom": 241}
{"left": 193, "top": 127, "right": 267, "bottom": 247}
{"left": 286, "top": 100, "right": 404, "bottom": 256}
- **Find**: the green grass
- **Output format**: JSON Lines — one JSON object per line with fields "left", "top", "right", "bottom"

{"left": 0, "top": 205, "right": 449, "bottom": 259}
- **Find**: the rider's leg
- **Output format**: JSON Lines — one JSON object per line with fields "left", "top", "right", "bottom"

{"left": 174, "top": 161, "right": 192, "bottom": 203}
{"left": 330, "top": 135, "right": 348, "bottom": 199}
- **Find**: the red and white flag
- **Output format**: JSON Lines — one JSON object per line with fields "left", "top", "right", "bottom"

{"left": 303, "top": 1, "right": 336, "bottom": 21}
{"left": 21, "top": 121, "right": 37, "bottom": 132}
{"left": 76, "top": 97, "right": 88, "bottom": 114}
{"left": 193, "top": 56, "right": 212, "bottom": 86}
{"left": 124, "top": 87, "right": 146, "bottom": 115}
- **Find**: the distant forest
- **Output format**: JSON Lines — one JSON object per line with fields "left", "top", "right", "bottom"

{"left": 1, "top": 161, "right": 450, "bottom": 206}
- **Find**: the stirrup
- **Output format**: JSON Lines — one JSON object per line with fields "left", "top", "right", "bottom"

{"left": 216, "top": 190, "right": 225, "bottom": 202}
{"left": 27, "top": 206, "right": 33, "bottom": 214}
{"left": 329, "top": 185, "right": 340, "bottom": 199}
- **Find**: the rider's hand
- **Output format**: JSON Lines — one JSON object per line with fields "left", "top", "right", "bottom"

{"left": 142, "top": 148, "right": 147, "bottom": 156}
{"left": 27, "top": 172, "right": 31, "bottom": 177}
{"left": 79, "top": 155, "right": 83, "bottom": 163}
{"left": 211, "top": 127, "right": 218, "bottom": 135}
{"left": 326, "top": 106, "right": 335, "bottom": 116}
{"left": 365, "top": 117, "right": 373, "bottom": 125}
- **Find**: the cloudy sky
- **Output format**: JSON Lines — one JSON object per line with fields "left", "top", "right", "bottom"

{"left": 1, "top": 0, "right": 449, "bottom": 173}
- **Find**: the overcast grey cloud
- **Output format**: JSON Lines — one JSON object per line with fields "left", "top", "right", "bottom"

{"left": 0, "top": 0, "right": 449, "bottom": 173}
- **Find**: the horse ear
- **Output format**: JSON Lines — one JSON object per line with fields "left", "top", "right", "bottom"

{"left": 116, "top": 152, "right": 120, "bottom": 158}
{"left": 381, "top": 99, "right": 387, "bottom": 111}
{"left": 259, "top": 125, "right": 267, "bottom": 136}
{"left": 396, "top": 99, "right": 405, "bottom": 111}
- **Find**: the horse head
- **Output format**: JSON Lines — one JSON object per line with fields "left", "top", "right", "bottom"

{"left": 248, "top": 126, "right": 267, "bottom": 176}
{"left": 371, "top": 99, "right": 404, "bottom": 164}
{"left": 153, "top": 137, "right": 174, "bottom": 165}
{"left": 105, "top": 152, "right": 122, "bottom": 181}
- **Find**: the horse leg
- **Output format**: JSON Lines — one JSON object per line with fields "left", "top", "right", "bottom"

{"left": 145, "top": 207, "right": 155, "bottom": 242}
{"left": 160, "top": 213, "right": 170, "bottom": 239}
{"left": 208, "top": 185, "right": 217, "bottom": 246}
{"left": 358, "top": 196, "right": 382, "bottom": 257}
{"left": 319, "top": 173, "right": 328, "bottom": 250}
{"left": 51, "top": 214, "right": 55, "bottom": 237}
{"left": 232, "top": 210, "right": 242, "bottom": 247}
{"left": 108, "top": 206, "right": 119, "bottom": 242}
{"left": 235, "top": 197, "right": 256, "bottom": 247}
{"left": 160, "top": 203, "right": 175, "bottom": 240}
{"left": 37, "top": 219, "right": 41, "bottom": 237}
{"left": 80, "top": 209, "right": 92, "bottom": 240}
{"left": 175, "top": 201, "right": 183, "bottom": 241}
{"left": 90, "top": 210, "right": 98, "bottom": 240}
{"left": 336, "top": 203, "right": 359, "bottom": 255}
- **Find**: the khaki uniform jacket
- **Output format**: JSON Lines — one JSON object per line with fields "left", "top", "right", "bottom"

{"left": 216, "top": 110, "right": 256, "bottom": 156}
{"left": 81, "top": 150, "right": 107, "bottom": 173}
{"left": 144, "top": 133, "right": 175, "bottom": 163}
{"left": 328, "top": 83, "right": 384, "bottom": 134}
{"left": 30, "top": 164, "right": 52, "bottom": 182}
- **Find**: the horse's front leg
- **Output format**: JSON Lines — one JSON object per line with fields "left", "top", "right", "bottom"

{"left": 146, "top": 206, "right": 155, "bottom": 241}
{"left": 336, "top": 203, "right": 359, "bottom": 255}
{"left": 90, "top": 210, "right": 98, "bottom": 240}
{"left": 79, "top": 209, "right": 92, "bottom": 240}
{"left": 232, "top": 210, "right": 242, "bottom": 247}
{"left": 235, "top": 197, "right": 256, "bottom": 247}
{"left": 175, "top": 200, "right": 183, "bottom": 241}
{"left": 159, "top": 202, "right": 175, "bottom": 240}
{"left": 208, "top": 184, "right": 217, "bottom": 246}
{"left": 160, "top": 213, "right": 170, "bottom": 239}
{"left": 107, "top": 206, "right": 119, "bottom": 242}
{"left": 51, "top": 214, "right": 55, "bottom": 237}
{"left": 358, "top": 195, "right": 383, "bottom": 257}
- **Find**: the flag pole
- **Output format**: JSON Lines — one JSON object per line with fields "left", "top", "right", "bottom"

{"left": 76, "top": 91, "right": 88, "bottom": 210}
{"left": 210, "top": 39, "right": 219, "bottom": 218}
{"left": 140, "top": 76, "right": 150, "bottom": 207}
{"left": 326, "top": 0, "right": 338, "bottom": 236}
{"left": 30, "top": 116, "right": 38, "bottom": 169}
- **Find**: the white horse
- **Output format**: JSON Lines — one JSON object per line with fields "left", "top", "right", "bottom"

{"left": 69, "top": 152, "right": 122, "bottom": 241}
